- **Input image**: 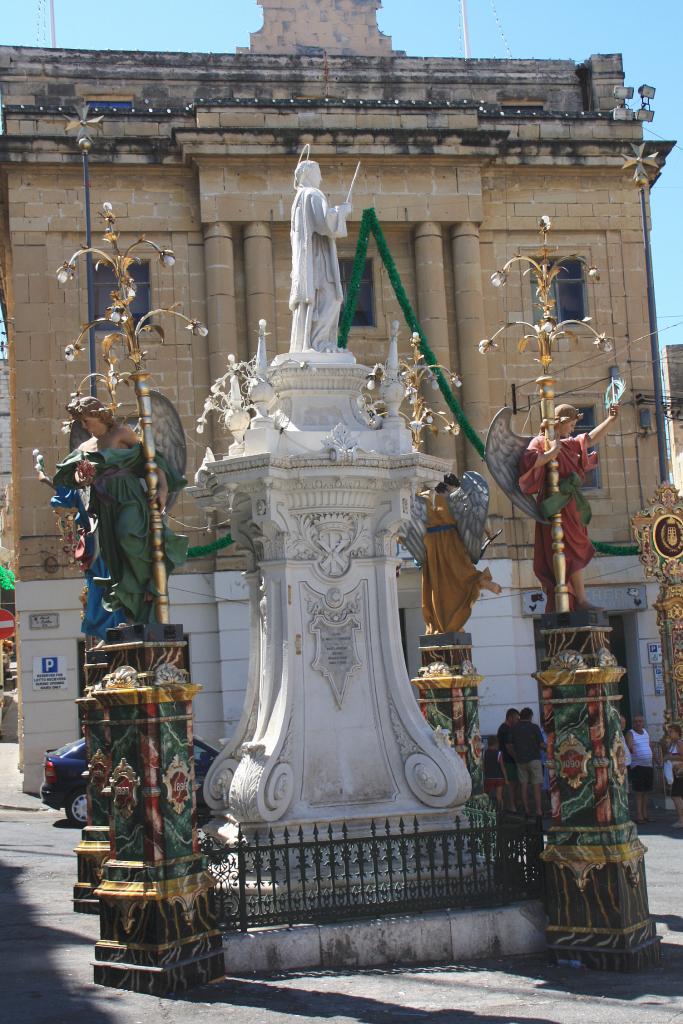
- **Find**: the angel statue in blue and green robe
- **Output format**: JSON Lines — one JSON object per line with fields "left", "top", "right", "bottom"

{"left": 40, "top": 393, "right": 188, "bottom": 631}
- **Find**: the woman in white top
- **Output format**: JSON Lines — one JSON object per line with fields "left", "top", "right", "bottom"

{"left": 626, "top": 716, "right": 654, "bottom": 823}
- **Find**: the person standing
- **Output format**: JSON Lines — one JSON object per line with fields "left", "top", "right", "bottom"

{"left": 511, "top": 707, "right": 546, "bottom": 819}
{"left": 626, "top": 715, "right": 655, "bottom": 823}
{"left": 665, "top": 724, "right": 683, "bottom": 829}
{"left": 496, "top": 708, "right": 520, "bottom": 812}
{"left": 483, "top": 735, "right": 505, "bottom": 811}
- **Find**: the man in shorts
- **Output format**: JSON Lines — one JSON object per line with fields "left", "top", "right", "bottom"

{"left": 511, "top": 707, "right": 546, "bottom": 819}
{"left": 497, "top": 708, "right": 520, "bottom": 812}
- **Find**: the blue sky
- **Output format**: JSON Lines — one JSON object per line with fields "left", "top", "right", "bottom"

{"left": 1, "top": 0, "right": 681, "bottom": 357}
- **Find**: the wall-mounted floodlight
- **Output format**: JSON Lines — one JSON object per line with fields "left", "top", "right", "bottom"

{"left": 613, "top": 86, "right": 635, "bottom": 100}
{"left": 612, "top": 106, "right": 634, "bottom": 121}
{"left": 636, "top": 108, "right": 655, "bottom": 122}
{"left": 638, "top": 84, "right": 656, "bottom": 100}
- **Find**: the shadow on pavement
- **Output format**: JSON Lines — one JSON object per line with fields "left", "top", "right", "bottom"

{"left": 0, "top": 857, "right": 116, "bottom": 1021}
{"left": 182, "top": 977, "right": 560, "bottom": 1024}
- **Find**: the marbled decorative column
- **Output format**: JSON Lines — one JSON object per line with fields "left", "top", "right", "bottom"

{"left": 91, "top": 624, "right": 224, "bottom": 995}
{"left": 536, "top": 614, "right": 660, "bottom": 971}
{"left": 244, "top": 222, "right": 276, "bottom": 344}
{"left": 415, "top": 222, "right": 456, "bottom": 463}
{"left": 451, "top": 223, "right": 491, "bottom": 471}
{"left": 73, "top": 643, "right": 111, "bottom": 914}
{"left": 412, "top": 631, "right": 487, "bottom": 813}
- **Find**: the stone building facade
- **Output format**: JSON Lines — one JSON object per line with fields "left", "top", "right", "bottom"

{"left": 663, "top": 345, "right": 683, "bottom": 493}
{"left": 0, "top": 0, "right": 674, "bottom": 790}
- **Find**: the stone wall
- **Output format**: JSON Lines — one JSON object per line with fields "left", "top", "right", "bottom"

{"left": 244, "top": 0, "right": 394, "bottom": 56}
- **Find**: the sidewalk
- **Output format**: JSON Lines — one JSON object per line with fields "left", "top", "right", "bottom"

{"left": 0, "top": 737, "right": 49, "bottom": 812}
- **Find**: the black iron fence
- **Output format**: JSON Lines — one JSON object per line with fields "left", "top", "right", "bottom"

{"left": 201, "top": 815, "right": 544, "bottom": 933}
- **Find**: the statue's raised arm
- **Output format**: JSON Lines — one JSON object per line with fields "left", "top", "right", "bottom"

{"left": 289, "top": 159, "right": 352, "bottom": 354}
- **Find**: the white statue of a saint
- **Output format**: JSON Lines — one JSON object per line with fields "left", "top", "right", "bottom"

{"left": 289, "top": 160, "right": 352, "bottom": 354}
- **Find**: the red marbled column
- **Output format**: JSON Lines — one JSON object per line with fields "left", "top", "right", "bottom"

{"left": 587, "top": 685, "right": 612, "bottom": 825}
{"left": 450, "top": 688, "right": 467, "bottom": 765}
{"left": 542, "top": 685, "right": 562, "bottom": 823}
{"left": 140, "top": 702, "right": 165, "bottom": 864}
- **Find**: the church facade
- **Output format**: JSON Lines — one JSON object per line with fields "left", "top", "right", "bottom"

{"left": 0, "top": 0, "right": 673, "bottom": 790}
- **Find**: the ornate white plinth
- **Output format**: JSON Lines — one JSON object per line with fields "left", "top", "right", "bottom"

{"left": 191, "top": 349, "right": 472, "bottom": 838}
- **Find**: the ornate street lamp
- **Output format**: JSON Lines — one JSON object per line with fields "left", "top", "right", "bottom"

{"left": 64, "top": 104, "right": 105, "bottom": 397}
{"left": 480, "top": 215, "right": 610, "bottom": 614}
{"left": 56, "top": 203, "right": 207, "bottom": 623}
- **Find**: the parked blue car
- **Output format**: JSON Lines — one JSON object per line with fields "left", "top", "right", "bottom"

{"left": 41, "top": 735, "right": 219, "bottom": 826}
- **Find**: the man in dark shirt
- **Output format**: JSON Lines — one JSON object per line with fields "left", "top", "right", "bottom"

{"left": 496, "top": 708, "right": 520, "bottom": 812}
{"left": 511, "top": 707, "right": 546, "bottom": 818}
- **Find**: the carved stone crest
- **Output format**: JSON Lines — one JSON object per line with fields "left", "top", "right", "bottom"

{"left": 321, "top": 423, "right": 360, "bottom": 464}
{"left": 307, "top": 586, "right": 363, "bottom": 707}
{"left": 291, "top": 511, "right": 369, "bottom": 578}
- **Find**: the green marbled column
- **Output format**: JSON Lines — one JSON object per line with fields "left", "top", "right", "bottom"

{"left": 414, "top": 633, "right": 490, "bottom": 817}
{"left": 73, "top": 688, "right": 111, "bottom": 915}
{"left": 537, "top": 619, "right": 660, "bottom": 971}
{"left": 89, "top": 628, "right": 224, "bottom": 996}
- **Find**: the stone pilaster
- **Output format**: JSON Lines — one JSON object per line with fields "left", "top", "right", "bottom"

{"left": 451, "top": 223, "right": 491, "bottom": 471}
{"left": 203, "top": 221, "right": 241, "bottom": 373}
{"left": 244, "top": 222, "right": 276, "bottom": 350}
{"left": 414, "top": 222, "right": 456, "bottom": 464}
{"left": 536, "top": 613, "right": 660, "bottom": 971}
{"left": 91, "top": 625, "right": 224, "bottom": 995}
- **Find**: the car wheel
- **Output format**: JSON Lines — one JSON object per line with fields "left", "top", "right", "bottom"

{"left": 65, "top": 788, "right": 87, "bottom": 827}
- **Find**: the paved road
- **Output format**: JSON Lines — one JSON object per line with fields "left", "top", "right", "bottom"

{"left": 2, "top": 736, "right": 683, "bottom": 1024}
{"left": 1, "top": 798, "right": 682, "bottom": 1024}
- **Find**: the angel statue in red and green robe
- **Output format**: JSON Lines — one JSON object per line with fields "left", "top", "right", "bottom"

{"left": 486, "top": 401, "right": 619, "bottom": 612}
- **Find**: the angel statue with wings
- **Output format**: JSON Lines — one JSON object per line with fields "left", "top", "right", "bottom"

{"left": 486, "top": 402, "right": 618, "bottom": 613}
{"left": 50, "top": 393, "right": 188, "bottom": 625}
{"left": 402, "top": 473, "right": 502, "bottom": 634}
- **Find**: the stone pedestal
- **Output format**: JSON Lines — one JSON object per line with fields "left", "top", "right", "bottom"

{"left": 91, "top": 625, "right": 224, "bottom": 995}
{"left": 73, "top": 651, "right": 110, "bottom": 914}
{"left": 413, "top": 632, "right": 487, "bottom": 811}
{"left": 192, "top": 350, "right": 472, "bottom": 842}
{"left": 536, "top": 612, "right": 660, "bottom": 971}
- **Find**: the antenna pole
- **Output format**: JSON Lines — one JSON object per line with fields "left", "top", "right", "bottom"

{"left": 461, "top": 0, "right": 471, "bottom": 58}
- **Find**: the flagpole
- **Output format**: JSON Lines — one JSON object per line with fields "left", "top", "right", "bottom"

{"left": 461, "top": 0, "right": 471, "bottom": 58}
{"left": 50, "top": 0, "right": 57, "bottom": 47}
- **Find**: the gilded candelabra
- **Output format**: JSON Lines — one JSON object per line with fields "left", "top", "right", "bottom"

{"left": 480, "top": 215, "right": 611, "bottom": 614}
{"left": 364, "top": 324, "right": 462, "bottom": 449}
{"left": 56, "top": 204, "right": 207, "bottom": 623}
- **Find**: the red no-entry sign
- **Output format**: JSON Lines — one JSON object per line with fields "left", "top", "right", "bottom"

{"left": 0, "top": 609, "right": 16, "bottom": 640}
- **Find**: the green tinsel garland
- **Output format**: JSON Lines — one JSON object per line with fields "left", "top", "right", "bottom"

{"left": 0, "top": 565, "right": 15, "bottom": 591}
{"left": 338, "top": 207, "right": 638, "bottom": 559}
{"left": 593, "top": 540, "right": 638, "bottom": 556}
{"left": 187, "top": 534, "right": 234, "bottom": 559}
